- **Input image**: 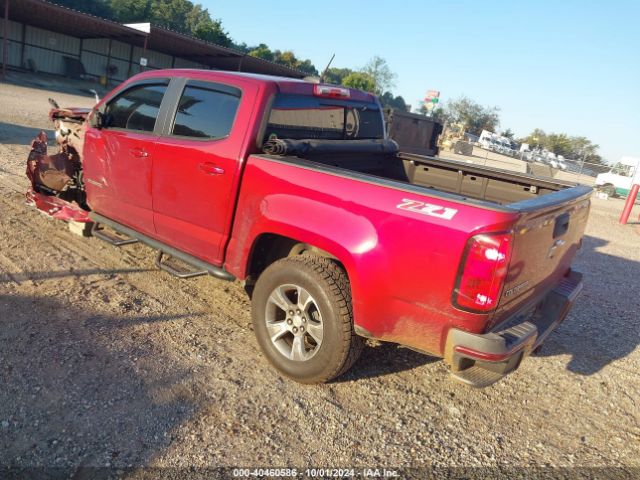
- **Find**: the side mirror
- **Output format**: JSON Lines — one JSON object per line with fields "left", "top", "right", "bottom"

{"left": 89, "top": 109, "right": 103, "bottom": 129}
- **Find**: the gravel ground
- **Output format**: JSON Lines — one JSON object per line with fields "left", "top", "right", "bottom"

{"left": 0, "top": 78, "right": 639, "bottom": 478}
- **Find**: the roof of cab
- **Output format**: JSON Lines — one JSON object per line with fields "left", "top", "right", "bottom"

{"left": 131, "top": 69, "right": 378, "bottom": 103}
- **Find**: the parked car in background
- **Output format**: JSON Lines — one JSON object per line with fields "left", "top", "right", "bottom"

{"left": 556, "top": 155, "right": 568, "bottom": 171}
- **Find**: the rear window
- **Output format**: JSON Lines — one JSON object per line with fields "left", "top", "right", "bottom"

{"left": 264, "top": 94, "right": 384, "bottom": 142}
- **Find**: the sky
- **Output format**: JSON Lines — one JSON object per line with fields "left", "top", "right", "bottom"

{"left": 203, "top": 0, "right": 640, "bottom": 163}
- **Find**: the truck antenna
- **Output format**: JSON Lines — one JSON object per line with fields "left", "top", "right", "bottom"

{"left": 319, "top": 54, "right": 336, "bottom": 84}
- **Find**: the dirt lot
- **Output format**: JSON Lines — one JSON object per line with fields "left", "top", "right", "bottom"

{"left": 1, "top": 79, "right": 639, "bottom": 477}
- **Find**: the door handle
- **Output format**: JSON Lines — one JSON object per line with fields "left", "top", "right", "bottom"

{"left": 129, "top": 147, "right": 149, "bottom": 158}
{"left": 199, "top": 162, "right": 225, "bottom": 175}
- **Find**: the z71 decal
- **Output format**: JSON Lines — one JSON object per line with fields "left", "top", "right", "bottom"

{"left": 396, "top": 199, "right": 458, "bottom": 220}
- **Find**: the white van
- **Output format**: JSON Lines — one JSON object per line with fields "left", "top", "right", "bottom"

{"left": 595, "top": 156, "right": 640, "bottom": 197}
{"left": 478, "top": 130, "right": 495, "bottom": 150}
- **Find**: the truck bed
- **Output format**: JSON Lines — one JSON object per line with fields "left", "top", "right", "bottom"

{"left": 300, "top": 151, "right": 574, "bottom": 206}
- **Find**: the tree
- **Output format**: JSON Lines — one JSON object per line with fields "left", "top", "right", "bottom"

{"left": 545, "top": 133, "right": 573, "bottom": 158}
{"left": 248, "top": 47, "right": 317, "bottom": 75}
{"left": 192, "top": 20, "right": 231, "bottom": 46}
{"left": 295, "top": 59, "right": 319, "bottom": 76}
{"left": 76, "top": 0, "right": 232, "bottom": 47}
{"left": 519, "top": 128, "right": 605, "bottom": 165}
{"left": 56, "top": 0, "right": 316, "bottom": 71}
{"left": 323, "top": 67, "right": 354, "bottom": 85}
{"left": 342, "top": 72, "right": 375, "bottom": 93}
{"left": 232, "top": 42, "right": 252, "bottom": 54}
{"left": 248, "top": 44, "right": 275, "bottom": 62}
{"left": 361, "top": 56, "right": 396, "bottom": 95}
{"left": 54, "top": 0, "right": 113, "bottom": 16}
{"left": 430, "top": 107, "right": 447, "bottom": 123}
{"left": 519, "top": 128, "right": 547, "bottom": 149}
{"left": 502, "top": 128, "right": 515, "bottom": 140}
{"left": 109, "top": 0, "right": 151, "bottom": 22}
{"left": 443, "top": 96, "right": 500, "bottom": 135}
{"left": 379, "top": 91, "right": 408, "bottom": 111}
{"left": 186, "top": 4, "right": 231, "bottom": 46}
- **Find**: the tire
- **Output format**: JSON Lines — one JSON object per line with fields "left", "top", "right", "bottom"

{"left": 600, "top": 184, "right": 616, "bottom": 197}
{"left": 251, "top": 255, "right": 364, "bottom": 383}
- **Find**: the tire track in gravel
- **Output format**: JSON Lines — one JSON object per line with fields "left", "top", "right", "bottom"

{"left": 1, "top": 82, "right": 639, "bottom": 469}
{"left": 0, "top": 181, "right": 251, "bottom": 358}
{"left": 0, "top": 170, "right": 247, "bottom": 322}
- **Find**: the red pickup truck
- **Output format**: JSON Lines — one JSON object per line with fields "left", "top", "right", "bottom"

{"left": 26, "top": 69, "right": 591, "bottom": 386}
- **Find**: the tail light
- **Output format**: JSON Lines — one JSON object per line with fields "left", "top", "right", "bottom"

{"left": 453, "top": 232, "right": 513, "bottom": 313}
{"left": 313, "top": 84, "right": 350, "bottom": 98}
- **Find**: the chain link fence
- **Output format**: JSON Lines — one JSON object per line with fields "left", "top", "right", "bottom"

{"left": 438, "top": 135, "right": 609, "bottom": 186}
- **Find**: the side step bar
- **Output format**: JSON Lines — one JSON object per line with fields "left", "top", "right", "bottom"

{"left": 155, "top": 251, "right": 207, "bottom": 279}
{"left": 91, "top": 222, "right": 138, "bottom": 246}
{"left": 89, "top": 212, "right": 235, "bottom": 282}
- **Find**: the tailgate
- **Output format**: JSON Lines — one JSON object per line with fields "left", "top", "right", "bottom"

{"left": 491, "top": 186, "right": 591, "bottom": 325}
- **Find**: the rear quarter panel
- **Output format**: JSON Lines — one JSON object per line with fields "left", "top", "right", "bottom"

{"left": 225, "top": 156, "right": 519, "bottom": 356}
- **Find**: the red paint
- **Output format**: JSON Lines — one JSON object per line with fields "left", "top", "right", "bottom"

{"left": 26, "top": 188, "right": 91, "bottom": 223}
{"left": 25, "top": 69, "right": 588, "bottom": 359}
{"left": 84, "top": 128, "right": 157, "bottom": 236}
{"left": 619, "top": 183, "right": 640, "bottom": 224}
{"left": 224, "top": 157, "right": 519, "bottom": 354}
{"left": 150, "top": 74, "right": 262, "bottom": 265}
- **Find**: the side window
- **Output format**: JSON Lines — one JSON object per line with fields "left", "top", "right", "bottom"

{"left": 171, "top": 84, "right": 241, "bottom": 139}
{"left": 611, "top": 163, "right": 632, "bottom": 177}
{"left": 104, "top": 83, "right": 168, "bottom": 132}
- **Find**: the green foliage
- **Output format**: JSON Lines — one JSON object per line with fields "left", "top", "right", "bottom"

{"left": 502, "top": 128, "right": 515, "bottom": 139}
{"left": 185, "top": 3, "right": 231, "bottom": 46}
{"left": 322, "top": 67, "right": 354, "bottom": 85}
{"left": 58, "top": 0, "right": 232, "bottom": 46}
{"left": 361, "top": 56, "right": 395, "bottom": 95}
{"left": 379, "top": 91, "right": 408, "bottom": 111}
{"left": 294, "top": 58, "right": 319, "bottom": 76}
{"left": 342, "top": 72, "right": 376, "bottom": 93}
{"left": 323, "top": 61, "right": 406, "bottom": 110}
{"left": 434, "top": 96, "right": 500, "bottom": 135}
{"left": 54, "top": 0, "right": 113, "bottom": 17}
{"left": 248, "top": 47, "right": 318, "bottom": 75}
{"left": 273, "top": 50, "right": 318, "bottom": 75}
{"left": 232, "top": 42, "right": 252, "bottom": 54}
{"left": 519, "top": 129, "right": 603, "bottom": 163}
{"left": 109, "top": 0, "right": 150, "bottom": 21}
{"left": 430, "top": 107, "right": 447, "bottom": 122}
{"left": 248, "top": 44, "right": 275, "bottom": 62}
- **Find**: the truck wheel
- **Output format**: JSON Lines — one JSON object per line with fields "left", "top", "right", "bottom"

{"left": 600, "top": 184, "right": 616, "bottom": 197}
{"left": 251, "top": 255, "right": 363, "bottom": 383}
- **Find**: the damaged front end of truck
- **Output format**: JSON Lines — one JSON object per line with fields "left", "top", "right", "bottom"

{"left": 26, "top": 104, "right": 91, "bottom": 223}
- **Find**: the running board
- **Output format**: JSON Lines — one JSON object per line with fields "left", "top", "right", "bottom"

{"left": 89, "top": 212, "right": 235, "bottom": 282}
{"left": 91, "top": 222, "right": 138, "bottom": 246}
{"left": 155, "top": 251, "right": 207, "bottom": 279}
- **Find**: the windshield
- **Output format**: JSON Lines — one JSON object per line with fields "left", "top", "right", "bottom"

{"left": 611, "top": 163, "right": 635, "bottom": 177}
{"left": 264, "top": 94, "right": 384, "bottom": 142}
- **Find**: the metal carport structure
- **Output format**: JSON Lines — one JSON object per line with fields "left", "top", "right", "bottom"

{"left": 1, "top": 0, "right": 306, "bottom": 82}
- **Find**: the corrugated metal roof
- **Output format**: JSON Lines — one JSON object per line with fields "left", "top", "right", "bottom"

{"left": 2, "top": 0, "right": 307, "bottom": 78}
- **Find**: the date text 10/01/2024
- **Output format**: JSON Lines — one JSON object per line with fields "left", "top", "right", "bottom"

{"left": 232, "top": 468, "right": 400, "bottom": 478}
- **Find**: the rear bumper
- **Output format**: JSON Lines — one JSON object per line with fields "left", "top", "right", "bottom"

{"left": 445, "top": 270, "right": 583, "bottom": 388}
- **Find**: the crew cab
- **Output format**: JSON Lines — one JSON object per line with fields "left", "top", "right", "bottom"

{"left": 26, "top": 69, "right": 591, "bottom": 386}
